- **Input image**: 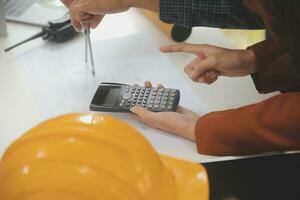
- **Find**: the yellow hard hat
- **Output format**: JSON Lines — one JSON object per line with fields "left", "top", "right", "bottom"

{"left": 0, "top": 113, "right": 209, "bottom": 200}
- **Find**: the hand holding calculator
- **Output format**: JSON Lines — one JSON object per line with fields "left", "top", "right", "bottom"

{"left": 90, "top": 83, "right": 180, "bottom": 112}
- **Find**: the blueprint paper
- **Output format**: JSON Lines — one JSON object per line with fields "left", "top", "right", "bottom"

{"left": 19, "top": 33, "right": 236, "bottom": 162}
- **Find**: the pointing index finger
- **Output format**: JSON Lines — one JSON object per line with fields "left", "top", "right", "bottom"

{"left": 160, "top": 43, "right": 204, "bottom": 54}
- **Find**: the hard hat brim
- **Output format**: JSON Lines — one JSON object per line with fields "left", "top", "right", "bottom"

{"left": 160, "top": 155, "right": 209, "bottom": 200}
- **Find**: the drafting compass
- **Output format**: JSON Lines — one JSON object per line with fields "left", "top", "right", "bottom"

{"left": 84, "top": 25, "right": 96, "bottom": 76}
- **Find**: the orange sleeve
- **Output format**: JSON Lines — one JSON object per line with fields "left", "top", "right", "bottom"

{"left": 195, "top": 92, "right": 300, "bottom": 156}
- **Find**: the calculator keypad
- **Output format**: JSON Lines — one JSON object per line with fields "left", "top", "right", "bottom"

{"left": 120, "top": 86, "right": 178, "bottom": 111}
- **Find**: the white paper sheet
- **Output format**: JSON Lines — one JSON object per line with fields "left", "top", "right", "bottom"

{"left": 19, "top": 33, "right": 236, "bottom": 162}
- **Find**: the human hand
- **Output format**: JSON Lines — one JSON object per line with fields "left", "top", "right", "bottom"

{"left": 130, "top": 81, "right": 199, "bottom": 141}
{"left": 68, "top": 0, "right": 131, "bottom": 31}
{"left": 160, "top": 43, "right": 257, "bottom": 84}
{"left": 61, "top": 0, "right": 100, "bottom": 30}
{"left": 61, "top": 0, "right": 101, "bottom": 31}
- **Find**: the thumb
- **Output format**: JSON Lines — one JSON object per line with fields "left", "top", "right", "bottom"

{"left": 130, "top": 106, "right": 148, "bottom": 117}
{"left": 189, "top": 56, "right": 220, "bottom": 80}
{"left": 130, "top": 106, "right": 157, "bottom": 122}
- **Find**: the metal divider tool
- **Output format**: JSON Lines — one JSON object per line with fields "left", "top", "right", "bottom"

{"left": 84, "top": 25, "right": 96, "bottom": 76}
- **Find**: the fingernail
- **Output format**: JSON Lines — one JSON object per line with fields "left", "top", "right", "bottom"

{"left": 159, "top": 46, "right": 167, "bottom": 51}
{"left": 130, "top": 107, "right": 137, "bottom": 112}
{"left": 75, "top": 27, "right": 80, "bottom": 32}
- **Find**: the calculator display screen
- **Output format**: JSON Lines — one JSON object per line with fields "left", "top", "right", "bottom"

{"left": 104, "top": 88, "right": 120, "bottom": 105}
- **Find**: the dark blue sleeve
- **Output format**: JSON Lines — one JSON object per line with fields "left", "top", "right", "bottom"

{"left": 159, "top": 0, "right": 265, "bottom": 29}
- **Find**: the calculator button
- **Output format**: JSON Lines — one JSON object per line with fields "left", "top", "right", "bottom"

{"left": 154, "top": 105, "right": 160, "bottom": 109}
{"left": 150, "top": 96, "right": 155, "bottom": 100}
{"left": 165, "top": 89, "right": 170, "bottom": 92}
{"left": 148, "top": 104, "right": 153, "bottom": 108}
{"left": 119, "top": 103, "right": 124, "bottom": 107}
{"left": 126, "top": 103, "right": 131, "bottom": 107}
{"left": 152, "top": 92, "right": 157, "bottom": 96}
{"left": 161, "top": 105, "right": 166, "bottom": 109}
{"left": 163, "top": 97, "right": 168, "bottom": 101}
{"left": 155, "top": 100, "right": 161, "bottom": 103}
{"left": 149, "top": 100, "right": 154, "bottom": 104}
{"left": 170, "top": 93, "right": 176, "bottom": 97}
{"left": 156, "top": 96, "right": 162, "bottom": 100}
{"left": 167, "top": 105, "right": 173, "bottom": 110}
{"left": 153, "top": 88, "right": 158, "bottom": 92}
{"left": 155, "top": 101, "right": 160, "bottom": 105}
{"left": 158, "top": 92, "right": 163, "bottom": 96}
{"left": 122, "top": 93, "right": 132, "bottom": 100}
{"left": 159, "top": 88, "right": 164, "bottom": 92}
{"left": 169, "top": 97, "right": 175, "bottom": 101}
{"left": 168, "top": 101, "right": 173, "bottom": 105}
{"left": 161, "top": 101, "right": 167, "bottom": 105}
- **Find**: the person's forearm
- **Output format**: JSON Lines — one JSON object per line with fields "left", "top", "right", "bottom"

{"left": 194, "top": 92, "right": 300, "bottom": 156}
{"left": 130, "top": 0, "right": 159, "bottom": 12}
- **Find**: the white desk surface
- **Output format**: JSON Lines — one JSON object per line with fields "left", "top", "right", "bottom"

{"left": 0, "top": 9, "right": 276, "bottom": 160}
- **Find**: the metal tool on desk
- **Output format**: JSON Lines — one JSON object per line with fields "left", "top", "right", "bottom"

{"left": 4, "top": 14, "right": 77, "bottom": 52}
{"left": 84, "top": 25, "right": 96, "bottom": 76}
